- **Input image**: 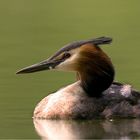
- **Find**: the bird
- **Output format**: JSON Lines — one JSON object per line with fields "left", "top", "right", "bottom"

{"left": 16, "top": 37, "right": 140, "bottom": 119}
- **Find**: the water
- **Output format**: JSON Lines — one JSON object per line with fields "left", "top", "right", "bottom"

{"left": 0, "top": 0, "right": 140, "bottom": 139}
{"left": 33, "top": 119, "right": 140, "bottom": 139}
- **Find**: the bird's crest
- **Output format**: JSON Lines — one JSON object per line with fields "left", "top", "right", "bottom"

{"left": 49, "top": 37, "right": 112, "bottom": 60}
{"left": 90, "top": 37, "right": 112, "bottom": 46}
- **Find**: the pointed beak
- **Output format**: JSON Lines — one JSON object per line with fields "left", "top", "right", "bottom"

{"left": 16, "top": 59, "right": 62, "bottom": 74}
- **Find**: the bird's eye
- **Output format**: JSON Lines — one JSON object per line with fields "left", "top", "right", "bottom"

{"left": 62, "top": 52, "right": 71, "bottom": 59}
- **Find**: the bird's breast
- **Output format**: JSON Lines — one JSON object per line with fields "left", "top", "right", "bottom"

{"left": 33, "top": 81, "right": 102, "bottom": 119}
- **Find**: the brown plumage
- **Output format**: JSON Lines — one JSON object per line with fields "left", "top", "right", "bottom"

{"left": 76, "top": 44, "right": 114, "bottom": 97}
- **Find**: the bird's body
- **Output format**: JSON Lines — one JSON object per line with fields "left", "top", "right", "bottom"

{"left": 17, "top": 37, "right": 140, "bottom": 119}
{"left": 33, "top": 81, "right": 140, "bottom": 119}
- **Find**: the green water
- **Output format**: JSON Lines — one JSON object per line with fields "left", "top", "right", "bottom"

{"left": 0, "top": 0, "right": 140, "bottom": 139}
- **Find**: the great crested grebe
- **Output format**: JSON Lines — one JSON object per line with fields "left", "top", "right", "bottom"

{"left": 17, "top": 37, "right": 140, "bottom": 119}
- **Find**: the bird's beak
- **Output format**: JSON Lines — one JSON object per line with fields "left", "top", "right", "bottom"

{"left": 16, "top": 58, "right": 62, "bottom": 74}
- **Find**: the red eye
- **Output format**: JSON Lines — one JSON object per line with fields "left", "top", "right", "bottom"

{"left": 63, "top": 52, "right": 71, "bottom": 59}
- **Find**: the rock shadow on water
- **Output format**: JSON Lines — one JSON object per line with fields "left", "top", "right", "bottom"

{"left": 33, "top": 118, "right": 140, "bottom": 140}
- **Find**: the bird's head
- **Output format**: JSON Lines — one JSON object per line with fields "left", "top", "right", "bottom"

{"left": 16, "top": 37, "right": 113, "bottom": 75}
{"left": 17, "top": 37, "right": 115, "bottom": 96}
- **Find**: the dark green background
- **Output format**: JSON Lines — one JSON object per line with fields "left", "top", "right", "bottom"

{"left": 0, "top": 0, "right": 140, "bottom": 138}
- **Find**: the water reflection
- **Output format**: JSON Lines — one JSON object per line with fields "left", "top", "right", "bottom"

{"left": 33, "top": 119, "right": 140, "bottom": 140}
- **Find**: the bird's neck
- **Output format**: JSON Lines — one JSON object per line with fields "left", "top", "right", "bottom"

{"left": 77, "top": 51, "right": 115, "bottom": 97}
